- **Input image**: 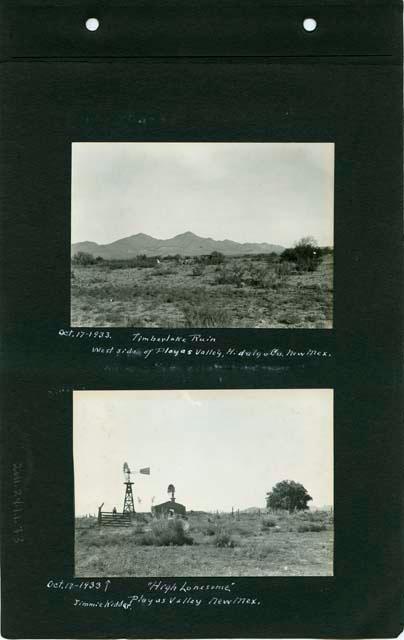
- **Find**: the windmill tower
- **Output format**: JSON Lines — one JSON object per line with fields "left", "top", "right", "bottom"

{"left": 123, "top": 462, "right": 135, "bottom": 516}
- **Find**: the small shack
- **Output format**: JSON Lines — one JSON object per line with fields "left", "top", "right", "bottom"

{"left": 152, "top": 484, "right": 186, "bottom": 518}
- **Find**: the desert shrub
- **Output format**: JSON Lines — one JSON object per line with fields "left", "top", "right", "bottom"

{"left": 261, "top": 517, "right": 277, "bottom": 530}
{"left": 214, "top": 264, "right": 244, "bottom": 286}
{"left": 277, "top": 311, "right": 301, "bottom": 325}
{"left": 297, "top": 510, "right": 328, "bottom": 522}
{"left": 265, "top": 252, "right": 280, "bottom": 264}
{"left": 247, "top": 264, "right": 279, "bottom": 289}
{"left": 256, "top": 543, "right": 275, "bottom": 558}
{"left": 234, "top": 523, "right": 257, "bottom": 537}
{"left": 133, "top": 522, "right": 147, "bottom": 535}
{"left": 140, "top": 518, "right": 193, "bottom": 546}
{"left": 281, "top": 237, "right": 322, "bottom": 272}
{"left": 125, "top": 316, "right": 146, "bottom": 327}
{"left": 72, "top": 251, "right": 96, "bottom": 266}
{"left": 214, "top": 530, "right": 236, "bottom": 548}
{"left": 192, "top": 265, "right": 205, "bottom": 277}
{"left": 182, "top": 303, "right": 232, "bottom": 327}
{"left": 205, "top": 523, "right": 217, "bottom": 536}
{"left": 135, "top": 513, "right": 150, "bottom": 523}
{"left": 209, "top": 250, "right": 225, "bottom": 264}
{"left": 276, "top": 262, "right": 294, "bottom": 277}
{"left": 203, "top": 518, "right": 220, "bottom": 535}
{"left": 152, "top": 264, "right": 176, "bottom": 276}
{"left": 104, "top": 255, "right": 158, "bottom": 269}
{"left": 137, "top": 255, "right": 159, "bottom": 268}
{"left": 297, "top": 523, "right": 327, "bottom": 533}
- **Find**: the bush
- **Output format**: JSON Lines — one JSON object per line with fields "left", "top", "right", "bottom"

{"left": 261, "top": 517, "right": 277, "bottom": 530}
{"left": 214, "top": 530, "right": 236, "bottom": 548}
{"left": 182, "top": 303, "right": 232, "bottom": 327}
{"left": 152, "top": 263, "right": 176, "bottom": 276}
{"left": 256, "top": 543, "right": 275, "bottom": 558}
{"left": 214, "top": 261, "right": 288, "bottom": 290}
{"left": 281, "top": 237, "right": 322, "bottom": 272}
{"left": 72, "top": 251, "right": 96, "bottom": 266}
{"left": 277, "top": 311, "right": 301, "bottom": 326}
{"left": 276, "top": 262, "right": 294, "bottom": 277}
{"left": 192, "top": 265, "right": 205, "bottom": 277}
{"left": 214, "top": 264, "right": 244, "bottom": 286}
{"left": 209, "top": 251, "right": 225, "bottom": 264}
{"left": 125, "top": 316, "right": 146, "bottom": 327}
{"left": 297, "top": 523, "right": 327, "bottom": 533}
{"left": 247, "top": 264, "right": 279, "bottom": 289}
{"left": 103, "top": 255, "right": 158, "bottom": 269}
{"left": 140, "top": 518, "right": 193, "bottom": 546}
{"left": 205, "top": 523, "right": 217, "bottom": 536}
{"left": 134, "top": 255, "right": 159, "bottom": 268}
{"left": 297, "top": 510, "right": 328, "bottom": 522}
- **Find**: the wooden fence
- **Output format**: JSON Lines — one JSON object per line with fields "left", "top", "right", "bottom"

{"left": 98, "top": 511, "right": 132, "bottom": 527}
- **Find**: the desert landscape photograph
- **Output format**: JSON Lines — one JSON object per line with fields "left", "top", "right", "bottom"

{"left": 74, "top": 389, "right": 334, "bottom": 577}
{"left": 71, "top": 143, "right": 334, "bottom": 328}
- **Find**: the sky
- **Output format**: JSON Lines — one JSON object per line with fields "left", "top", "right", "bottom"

{"left": 71, "top": 142, "right": 334, "bottom": 247}
{"left": 73, "top": 389, "right": 333, "bottom": 515}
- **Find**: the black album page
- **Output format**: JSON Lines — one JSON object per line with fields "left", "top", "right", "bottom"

{"left": 0, "top": 1, "right": 403, "bottom": 638}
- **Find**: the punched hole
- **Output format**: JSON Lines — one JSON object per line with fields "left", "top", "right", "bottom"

{"left": 85, "top": 18, "right": 100, "bottom": 32}
{"left": 303, "top": 18, "right": 317, "bottom": 32}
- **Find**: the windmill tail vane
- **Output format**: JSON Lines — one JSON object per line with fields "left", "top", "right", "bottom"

{"left": 139, "top": 467, "right": 150, "bottom": 475}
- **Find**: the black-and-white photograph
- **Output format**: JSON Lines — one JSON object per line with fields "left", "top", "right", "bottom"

{"left": 71, "top": 143, "right": 334, "bottom": 329}
{"left": 74, "top": 389, "right": 334, "bottom": 577}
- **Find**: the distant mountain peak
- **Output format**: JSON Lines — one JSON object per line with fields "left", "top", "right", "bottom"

{"left": 173, "top": 231, "right": 198, "bottom": 238}
{"left": 129, "top": 232, "right": 152, "bottom": 239}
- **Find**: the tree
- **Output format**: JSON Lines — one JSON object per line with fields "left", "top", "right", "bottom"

{"left": 280, "top": 237, "right": 321, "bottom": 272}
{"left": 266, "top": 480, "right": 312, "bottom": 513}
{"left": 72, "top": 251, "right": 96, "bottom": 266}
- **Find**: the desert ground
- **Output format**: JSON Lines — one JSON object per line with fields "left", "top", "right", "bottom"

{"left": 71, "top": 253, "right": 333, "bottom": 328}
{"left": 75, "top": 510, "right": 333, "bottom": 577}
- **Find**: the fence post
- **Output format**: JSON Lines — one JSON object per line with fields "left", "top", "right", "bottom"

{"left": 98, "top": 502, "right": 104, "bottom": 526}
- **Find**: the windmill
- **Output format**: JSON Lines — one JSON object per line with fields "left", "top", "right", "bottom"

{"left": 122, "top": 462, "right": 150, "bottom": 516}
{"left": 167, "top": 483, "right": 176, "bottom": 502}
{"left": 123, "top": 462, "right": 135, "bottom": 515}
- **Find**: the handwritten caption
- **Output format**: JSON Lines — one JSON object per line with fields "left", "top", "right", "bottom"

{"left": 58, "top": 330, "right": 332, "bottom": 362}
{"left": 47, "top": 578, "right": 261, "bottom": 611}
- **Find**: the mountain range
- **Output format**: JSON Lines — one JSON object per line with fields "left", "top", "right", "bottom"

{"left": 71, "top": 232, "right": 284, "bottom": 259}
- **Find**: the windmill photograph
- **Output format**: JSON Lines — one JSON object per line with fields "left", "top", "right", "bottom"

{"left": 71, "top": 142, "right": 334, "bottom": 329}
{"left": 74, "top": 389, "right": 334, "bottom": 577}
